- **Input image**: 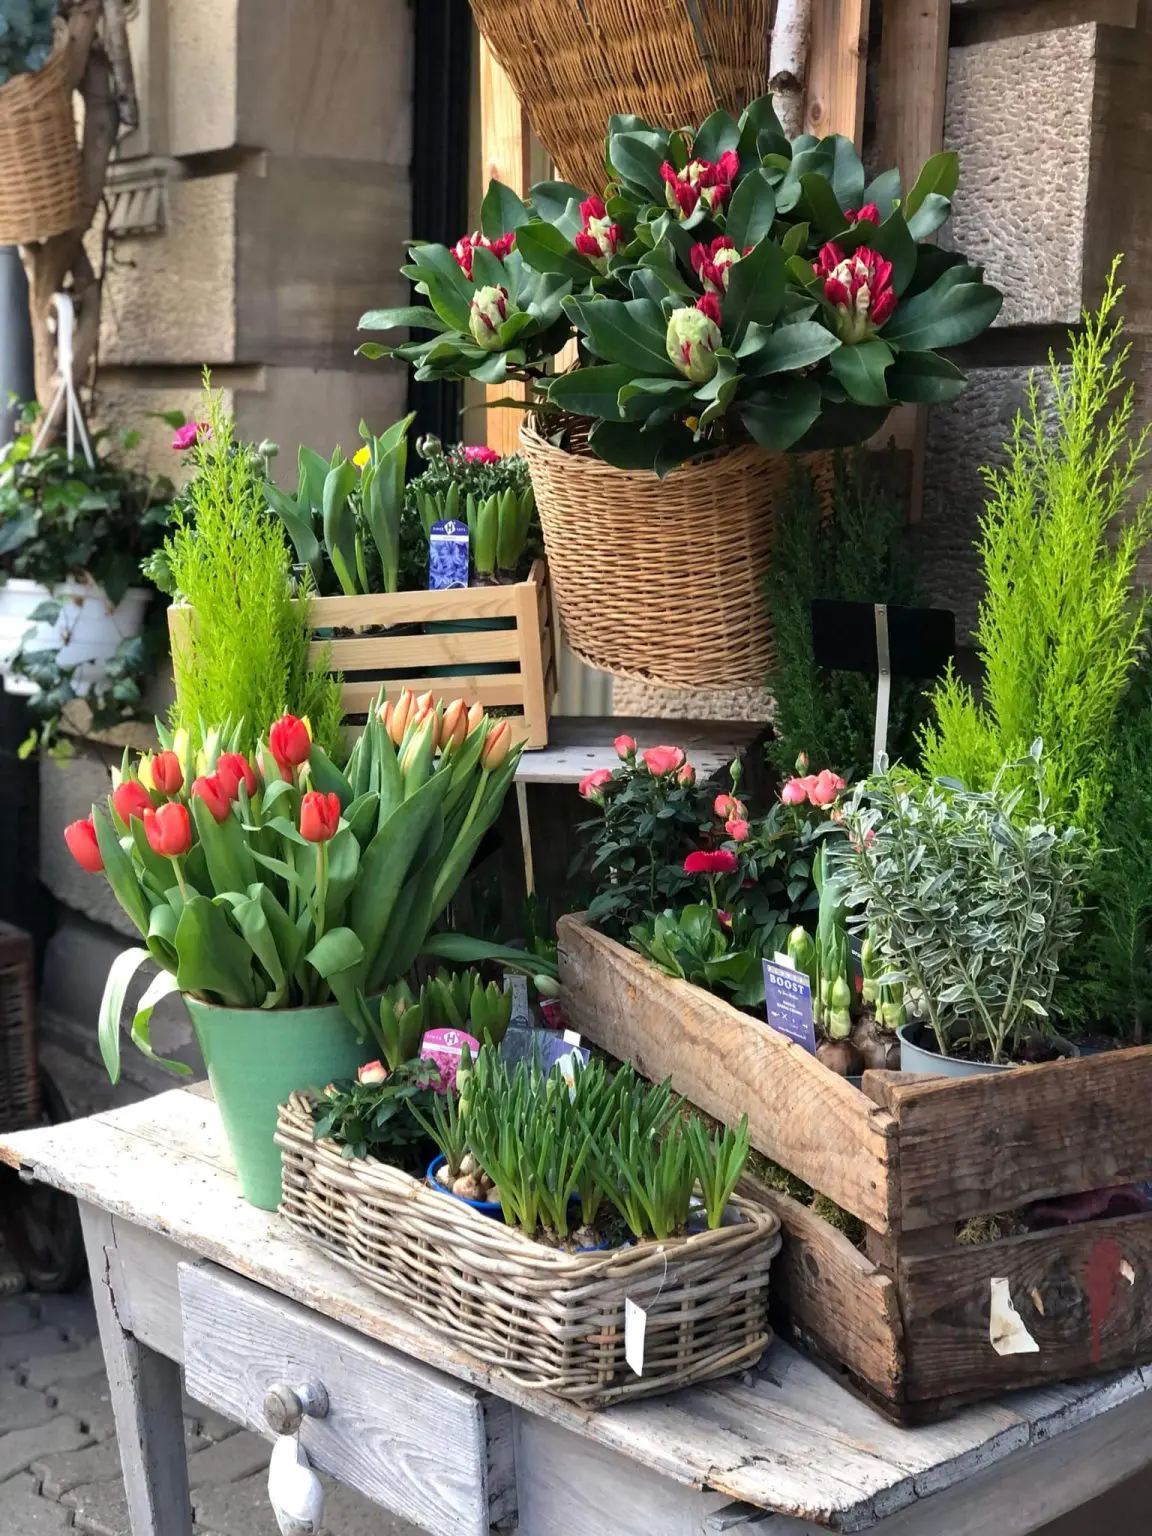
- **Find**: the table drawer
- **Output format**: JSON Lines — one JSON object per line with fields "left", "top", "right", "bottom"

{"left": 179, "top": 1261, "right": 514, "bottom": 1536}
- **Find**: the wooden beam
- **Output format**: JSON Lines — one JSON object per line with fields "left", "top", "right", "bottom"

{"left": 479, "top": 38, "right": 530, "bottom": 455}
{"left": 805, "top": 0, "right": 870, "bottom": 144}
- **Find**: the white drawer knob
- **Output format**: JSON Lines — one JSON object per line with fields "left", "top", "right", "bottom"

{"left": 264, "top": 1380, "right": 329, "bottom": 1436}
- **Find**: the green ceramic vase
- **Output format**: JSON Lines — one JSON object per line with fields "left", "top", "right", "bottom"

{"left": 185, "top": 995, "right": 371, "bottom": 1210}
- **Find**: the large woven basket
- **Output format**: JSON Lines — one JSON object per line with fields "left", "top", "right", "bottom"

{"left": 0, "top": 21, "right": 80, "bottom": 245}
{"left": 522, "top": 419, "right": 811, "bottom": 687}
{"left": 470, "top": 0, "right": 771, "bottom": 194}
{"left": 277, "top": 1094, "right": 782, "bottom": 1406}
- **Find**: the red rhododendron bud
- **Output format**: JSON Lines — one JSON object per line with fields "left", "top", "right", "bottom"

{"left": 641, "top": 745, "right": 686, "bottom": 777}
{"left": 574, "top": 194, "right": 624, "bottom": 266}
{"left": 300, "top": 790, "right": 341, "bottom": 843}
{"left": 64, "top": 817, "right": 103, "bottom": 873}
{"left": 660, "top": 152, "right": 739, "bottom": 218}
{"left": 151, "top": 750, "right": 184, "bottom": 795}
{"left": 450, "top": 230, "right": 516, "bottom": 280}
{"left": 844, "top": 203, "right": 881, "bottom": 226}
{"left": 683, "top": 848, "right": 739, "bottom": 875}
{"left": 813, "top": 242, "right": 896, "bottom": 344}
{"left": 690, "top": 235, "right": 744, "bottom": 295}
{"left": 113, "top": 779, "right": 154, "bottom": 825}
{"left": 144, "top": 802, "right": 192, "bottom": 859}
{"left": 191, "top": 774, "right": 231, "bottom": 824}
{"left": 469, "top": 285, "right": 514, "bottom": 350}
{"left": 215, "top": 752, "right": 258, "bottom": 801}
{"left": 666, "top": 298, "right": 721, "bottom": 383}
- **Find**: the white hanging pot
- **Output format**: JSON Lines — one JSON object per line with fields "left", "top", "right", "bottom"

{"left": 0, "top": 577, "right": 151, "bottom": 697}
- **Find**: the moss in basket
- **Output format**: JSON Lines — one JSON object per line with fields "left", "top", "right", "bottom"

{"left": 162, "top": 379, "right": 345, "bottom": 763}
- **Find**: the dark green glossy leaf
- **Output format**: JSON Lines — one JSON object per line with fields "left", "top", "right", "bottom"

{"left": 514, "top": 221, "right": 599, "bottom": 281}
{"left": 546, "top": 364, "right": 632, "bottom": 421}
{"left": 739, "top": 381, "right": 822, "bottom": 452}
{"left": 905, "top": 151, "right": 959, "bottom": 218}
{"left": 691, "top": 108, "right": 740, "bottom": 164}
{"left": 722, "top": 237, "right": 787, "bottom": 342}
{"left": 880, "top": 273, "right": 1003, "bottom": 350}
{"left": 565, "top": 296, "right": 677, "bottom": 375}
{"left": 738, "top": 319, "right": 840, "bottom": 375}
{"left": 885, "top": 349, "right": 968, "bottom": 404}
{"left": 724, "top": 169, "right": 777, "bottom": 252}
{"left": 829, "top": 338, "right": 894, "bottom": 406}
{"left": 480, "top": 178, "right": 531, "bottom": 239}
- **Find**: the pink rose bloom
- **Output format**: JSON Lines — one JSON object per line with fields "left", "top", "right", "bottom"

{"left": 714, "top": 793, "right": 746, "bottom": 821}
{"left": 614, "top": 734, "right": 637, "bottom": 761}
{"left": 780, "top": 778, "right": 808, "bottom": 807}
{"left": 642, "top": 745, "right": 686, "bottom": 777}
{"left": 462, "top": 445, "right": 500, "bottom": 465}
{"left": 725, "top": 817, "right": 751, "bottom": 842}
{"left": 578, "top": 768, "right": 613, "bottom": 801}
{"left": 358, "top": 1061, "right": 388, "bottom": 1085}
{"left": 808, "top": 769, "right": 847, "bottom": 807}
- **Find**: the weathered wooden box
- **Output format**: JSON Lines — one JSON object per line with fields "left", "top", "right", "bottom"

{"left": 558, "top": 914, "right": 1152, "bottom": 1423}
{"left": 169, "top": 559, "right": 557, "bottom": 749}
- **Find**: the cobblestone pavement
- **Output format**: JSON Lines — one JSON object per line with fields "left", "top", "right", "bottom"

{"left": 0, "top": 1289, "right": 418, "bottom": 1536}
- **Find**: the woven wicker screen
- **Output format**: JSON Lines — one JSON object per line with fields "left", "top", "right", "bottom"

{"left": 468, "top": 0, "right": 773, "bottom": 194}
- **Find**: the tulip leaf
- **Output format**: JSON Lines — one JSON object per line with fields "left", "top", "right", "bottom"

{"left": 358, "top": 306, "right": 448, "bottom": 334}
{"left": 513, "top": 221, "right": 599, "bottom": 281}
{"left": 173, "top": 896, "right": 259, "bottom": 1007}
{"left": 305, "top": 926, "right": 365, "bottom": 981}
{"left": 480, "top": 178, "right": 531, "bottom": 240}
{"left": 886, "top": 348, "right": 968, "bottom": 403}
{"left": 324, "top": 825, "right": 361, "bottom": 927}
{"left": 738, "top": 319, "right": 840, "bottom": 375}
{"left": 146, "top": 903, "right": 180, "bottom": 970}
{"left": 231, "top": 894, "right": 286, "bottom": 1006}
{"left": 97, "top": 945, "right": 153, "bottom": 1083}
{"left": 829, "top": 338, "right": 894, "bottom": 406}
{"left": 739, "top": 380, "right": 822, "bottom": 451}
{"left": 905, "top": 151, "right": 959, "bottom": 219}
{"left": 92, "top": 806, "right": 151, "bottom": 937}
{"left": 190, "top": 796, "right": 258, "bottom": 898}
{"left": 256, "top": 886, "right": 307, "bottom": 985}
{"left": 880, "top": 271, "right": 1003, "bottom": 350}
{"left": 564, "top": 296, "right": 678, "bottom": 376}
{"left": 306, "top": 744, "right": 352, "bottom": 805}
{"left": 322, "top": 459, "right": 361, "bottom": 596}
{"left": 129, "top": 969, "right": 192, "bottom": 1075}
{"left": 722, "top": 237, "right": 787, "bottom": 343}
{"left": 724, "top": 169, "right": 777, "bottom": 252}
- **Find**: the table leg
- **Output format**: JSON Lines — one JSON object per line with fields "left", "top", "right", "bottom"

{"left": 516, "top": 778, "right": 535, "bottom": 897}
{"left": 80, "top": 1204, "right": 194, "bottom": 1536}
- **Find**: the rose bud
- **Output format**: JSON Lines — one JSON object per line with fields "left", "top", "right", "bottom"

{"left": 579, "top": 768, "right": 613, "bottom": 802}
{"left": 151, "top": 750, "right": 184, "bottom": 795}
{"left": 358, "top": 1060, "right": 389, "bottom": 1086}
{"left": 780, "top": 778, "right": 808, "bottom": 806}
{"left": 714, "top": 793, "right": 746, "bottom": 821}
{"left": 215, "top": 752, "right": 258, "bottom": 801}
{"left": 191, "top": 774, "right": 232, "bottom": 824}
{"left": 614, "top": 734, "right": 637, "bottom": 762}
{"left": 725, "top": 817, "right": 751, "bottom": 842}
{"left": 481, "top": 719, "right": 513, "bottom": 770}
{"left": 666, "top": 297, "right": 722, "bottom": 383}
{"left": 144, "top": 803, "right": 192, "bottom": 859}
{"left": 269, "top": 713, "right": 312, "bottom": 774}
{"left": 113, "top": 779, "right": 154, "bottom": 825}
{"left": 678, "top": 763, "right": 696, "bottom": 786}
{"left": 64, "top": 817, "right": 103, "bottom": 874}
{"left": 300, "top": 790, "right": 341, "bottom": 844}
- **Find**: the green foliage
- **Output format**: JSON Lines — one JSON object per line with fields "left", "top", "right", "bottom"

{"left": 630, "top": 904, "right": 764, "bottom": 1009}
{"left": 375, "top": 967, "right": 513, "bottom": 1069}
{"left": 0, "top": 0, "right": 56, "bottom": 85}
{"left": 161, "top": 385, "right": 345, "bottom": 761}
{"left": 835, "top": 749, "right": 1092, "bottom": 1063}
{"left": 920, "top": 268, "right": 1152, "bottom": 832}
{"left": 765, "top": 453, "right": 923, "bottom": 781}
{"left": 311, "top": 1060, "right": 441, "bottom": 1167}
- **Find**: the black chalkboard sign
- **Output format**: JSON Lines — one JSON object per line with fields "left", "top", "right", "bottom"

{"left": 810, "top": 600, "right": 955, "bottom": 680}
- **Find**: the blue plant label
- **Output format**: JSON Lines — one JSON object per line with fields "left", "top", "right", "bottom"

{"left": 428, "top": 518, "right": 470, "bottom": 590}
{"left": 762, "top": 959, "right": 817, "bottom": 1054}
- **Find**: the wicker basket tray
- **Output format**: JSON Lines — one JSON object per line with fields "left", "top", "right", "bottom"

{"left": 469, "top": 0, "right": 772, "bottom": 194}
{"left": 276, "top": 1093, "right": 782, "bottom": 1406}
{"left": 0, "top": 21, "right": 80, "bottom": 245}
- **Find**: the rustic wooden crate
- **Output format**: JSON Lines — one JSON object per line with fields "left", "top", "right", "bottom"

{"left": 558, "top": 913, "right": 1152, "bottom": 1423}
{"left": 168, "top": 559, "right": 557, "bottom": 750}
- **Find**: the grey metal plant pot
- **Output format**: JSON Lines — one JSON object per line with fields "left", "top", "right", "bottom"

{"left": 897, "top": 1022, "right": 1079, "bottom": 1077}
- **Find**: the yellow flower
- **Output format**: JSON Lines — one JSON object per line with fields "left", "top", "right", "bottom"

{"left": 353, "top": 445, "right": 371, "bottom": 470}
{"left": 137, "top": 753, "right": 154, "bottom": 791}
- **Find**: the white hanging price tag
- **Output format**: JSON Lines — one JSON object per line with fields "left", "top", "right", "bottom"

{"left": 625, "top": 1298, "right": 647, "bottom": 1376}
{"left": 268, "top": 1435, "right": 324, "bottom": 1535}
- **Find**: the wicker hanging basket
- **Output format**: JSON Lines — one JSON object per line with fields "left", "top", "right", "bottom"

{"left": 521, "top": 419, "right": 824, "bottom": 688}
{"left": 0, "top": 21, "right": 80, "bottom": 245}
{"left": 469, "top": 0, "right": 772, "bottom": 194}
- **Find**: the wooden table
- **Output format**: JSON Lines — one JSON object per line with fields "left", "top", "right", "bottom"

{"left": 3, "top": 1086, "right": 1152, "bottom": 1536}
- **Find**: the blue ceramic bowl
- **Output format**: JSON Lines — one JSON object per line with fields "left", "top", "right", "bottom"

{"left": 427, "top": 1155, "right": 503, "bottom": 1218}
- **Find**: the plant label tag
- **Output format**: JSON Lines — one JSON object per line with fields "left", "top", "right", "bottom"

{"left": 773, "top": 951, "right": 796, "bottom": 968}
{"left": 503, "top": 974, "right": 531, "bottom": 1029}
{"left": 763, "top": 959, "right": 816, "bottom": 1054}
{"left": 562, "top": 1028, "right": 582, "bottom": 1047}
{"left": 428, "top": 518, "right": 470, "bottom": 590}
{"left": 625, "top": 1298, "right": 646, "bottom": 1375}
{"left": 419, "top": 1028, "right": 481, "bottom": 1092}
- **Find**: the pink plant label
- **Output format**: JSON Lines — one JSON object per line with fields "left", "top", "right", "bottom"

{"left": 420, "top": 1028, "right": 480, "bottom": 1091}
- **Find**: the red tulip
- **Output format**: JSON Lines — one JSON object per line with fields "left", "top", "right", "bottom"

{"left": 641, "top": 745, "right": 685, "bottom": 777}
{"left": 725, "top": 817, "right": 751, "bottom": 842}
{"left": 113, "top": 779, "right": 154, "bottom": 825}
{"left": 683, "top": 849, "right": 739, "bottom": 876}
{"left": 579, "top": 768, "right": 613, "bottom": 802}
{"left": 358, "top": 1060, "right": 388, "bottom": 1085}
{"left": 614, "top": 734, "right": 637, "bottom": 762}
{"left": 151, "top": 750, "right": 184, "bottom": 795}
{"left": 300, "top": 790, "right": 341, "bottom": 844}
{"left": 813, "top": 242, "right": 896, "bottom": 343}
{"left": 191, "top": 774, "right": 231, "bottom": 824}
{"left": 269, "top": 714, "right": 311, "bottom": 774}
{"left": 215, "top": 752, "right": 257, "bottom": 801}
{"left": 64, "top": 817, "right": 103, "bottom": 873}
{"left": 144, "top": 802, "right": 192, "bottom": 859}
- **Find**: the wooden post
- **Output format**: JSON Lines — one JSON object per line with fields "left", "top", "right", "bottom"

{"left": 875, "top": 0, "right": 951, "bottom": 521}
{"left": 805, "top": 0, "right": 870, "bottom": 143}
{"left": 479, "top": 39, "right": 531, "bottom": 455}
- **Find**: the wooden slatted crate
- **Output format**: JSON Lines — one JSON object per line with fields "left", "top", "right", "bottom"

{"left": 168, "top": 560, "right": 557, "bottom": 749}
{"left": 558, "top": 913, "right": 1152, "bottom": 1423}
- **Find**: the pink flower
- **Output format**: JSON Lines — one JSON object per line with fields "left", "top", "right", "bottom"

{"left": 579, "top": 768, "right": 613, "bottom": 802}
{"left": 641, "top": 745, "right": 686, "bottom": 777}
{"left": 684, "top": 848, "right": 739, "bottom": 876}
{"left": 844, "top": 203, "right": 881, "bottom": 226}
{"left": 462, "top": 445, "right": 500, "bottom": 465}
{"left": 660, "top": 152, "right": 739, "bottom": 219}
{"left": 814, "top": 243, "right": 896, "bottom": 344}
{"left": 171, "top": 421, "right": 207, "bottom": 452}
{"left": 717, "top": 910, "right": 733, "bottom": 931}
{"left": 574, "top": 195, "right": 624, "bottom": 266}
{"left": 614, "top": 734, "right": 637, "bottom": 762}
{"left": 780, "top": 778, "right": 808, "bottom": 807}
{"left": 808, "top": 769, "right": 847, "bottom": 807}
{"left": 358, "top": 1061, "right": 388, "bottom": 1085}
{"left": 691, "top": 235, "right": 745, "bottom": 295}
{"left": 725, "top": 817, "right": 751, "bottom": 842}
{"left": 714, "top": 793, "right": 746, "bottom": 821}
{"left": 678, "top": 763, "right": 696, "bottom": 787}
{"left": 450, "top": 230, "right": 516, "bottom": 280}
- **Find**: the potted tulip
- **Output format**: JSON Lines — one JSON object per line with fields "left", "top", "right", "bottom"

{"left": 64, "top": 692, "right": 522, "bottom": 1208}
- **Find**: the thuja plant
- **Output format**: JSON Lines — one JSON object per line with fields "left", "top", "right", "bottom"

{"left": 360, "top": 98, "right": 1001, "bottom": 473}
{"left": 920, "top": 267, "right": 1152, "bottom": 834}
{"left": 834, "top": 748, "right": 1091, "bottom": 1064}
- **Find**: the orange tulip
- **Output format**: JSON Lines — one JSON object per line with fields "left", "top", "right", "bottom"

{"left": 481, "top": 719, "right": 512, "bottom": 770}
{"left": 440, "top": 698, "right": 468, "bottom": 753}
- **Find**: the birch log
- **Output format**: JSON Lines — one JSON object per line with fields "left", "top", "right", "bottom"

{"left": 769, "top": 0, "right": 811, "bottom": 139}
